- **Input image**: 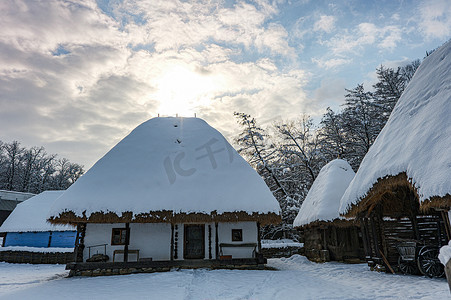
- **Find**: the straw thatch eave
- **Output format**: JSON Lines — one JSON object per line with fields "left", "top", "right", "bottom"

{"left": 341, "top": 172, "right": 451, "bottom": 218}
{"left": 421, "top": 194, "right": 451, "bottom": 211}
{"left": 48, "top": 210, "right": 281, "bottom": 226}
{"left": 341, "top": 173, "right": 416, "bottom": 218}
{"left": 294, "top": 218, "right": 358, "bottom": 230}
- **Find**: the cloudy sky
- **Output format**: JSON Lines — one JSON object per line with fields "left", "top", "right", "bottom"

{"left": 1, "top": 0, "right": 450, "bottom": 169}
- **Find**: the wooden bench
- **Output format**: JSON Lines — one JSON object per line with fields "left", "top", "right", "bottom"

{"left": 113, "top": 249, "right": 140, "bottom": 262}
{"left": 219, "top": 243, "right": 258, "bottom": 258}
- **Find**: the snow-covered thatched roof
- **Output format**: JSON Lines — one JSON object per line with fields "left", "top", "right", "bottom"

{"left": 340, "top": 40, "right": 451, "bottom": 216}
{"left": 293, "top": 159, "right": 355, "bottom": 228}
{"left": 49, "top": 117, "right": 281, "bottom": 225}
{"left": 0, "top": 191, "right": 74, "bottom": 232}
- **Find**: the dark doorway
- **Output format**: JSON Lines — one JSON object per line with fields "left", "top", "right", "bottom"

{"left": 184, "top": 224, "right": 205, "bottom": 259}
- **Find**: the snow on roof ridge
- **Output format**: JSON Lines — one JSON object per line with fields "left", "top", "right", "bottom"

{"left": 48, "top": 117, "right": 281, "bottom": 224}
{"left": 293, "top": 159, "right": 355, "bottom": 227}
{"left": 339, "top": 40, "right": 451, "bottom": 215}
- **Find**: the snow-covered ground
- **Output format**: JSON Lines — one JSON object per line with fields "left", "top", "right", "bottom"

{"left": 0, "top": 255, "right": 447, "bottom": 299}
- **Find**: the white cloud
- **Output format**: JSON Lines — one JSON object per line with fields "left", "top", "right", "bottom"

{"left": 326, "top": 22, "right": 403, "bottom": 55}
{"left": 313, "top": 15, "right": 336, "bottom": 33}
{"left": 391, "top": 13, "right": 400, "bottom": 21}
{"left": 0, "top": 0, "right": 305, "bottom": 168}
{"left": 311, "top": 57, "right": 352, "bottom": 69}
{"left": 418, "top": 0, "right": 451, "bottom": 39}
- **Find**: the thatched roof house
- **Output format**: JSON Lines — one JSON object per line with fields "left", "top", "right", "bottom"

{"left": 339, "top": 40, "right": 451, "bottom": 217}
{"left": 1, "top": 191, "right": 75, "bottom": 248}
{"left": 293, "top": 159, "right": 361, "bottom": 262}
{"left": 294, "top": 159, "right": 355, "bottom": 228}
{"left": 48, "top": 117, "right": 280, "bottom": 275}
{"left": 338, "top": 40, "right": 451, "bottom": 276}
{"left": 49, "top": 117, "right": 280, "bottom": 225}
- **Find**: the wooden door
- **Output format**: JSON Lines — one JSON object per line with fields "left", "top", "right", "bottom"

{"left": 184, "top": 224, "right": 205, "bottom": 259}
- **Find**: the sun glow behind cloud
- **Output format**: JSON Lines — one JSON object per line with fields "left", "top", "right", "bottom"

{"left": 152, "top": 65, "right": 219, "bottom": 116}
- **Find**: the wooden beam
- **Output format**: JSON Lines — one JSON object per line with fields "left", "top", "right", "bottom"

{"left": 124, "top": 223, "right": 130, "bottom": 262}
{"left": 379, "top": 249, "right": 395, "bottom": 274}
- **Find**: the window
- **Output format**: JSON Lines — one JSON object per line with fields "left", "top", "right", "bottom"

{"left": 232, "top": 229, "right": 243, "bottom": 242}
{"left": 111, "top": 228, "right": 127, "bottom": 245}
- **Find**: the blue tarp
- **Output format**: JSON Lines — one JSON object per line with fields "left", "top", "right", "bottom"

{"left": 4, "top": 231, "right": 76, "bottom": 248}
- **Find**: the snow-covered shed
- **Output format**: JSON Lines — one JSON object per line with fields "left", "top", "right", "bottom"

{"left": 293, "top": 159, "right": 362, "bottom": 262}
{"left": 48, "top": 117, "right": 281, "bottom": 274}
{"left": 0, "top": 190, "right": 35, "bottom": 226}
{"left": 339, "top": 40, "right": 451, "bottom": 276}
{"left": 1, "top": 191, "right": 76, "bottom": 248}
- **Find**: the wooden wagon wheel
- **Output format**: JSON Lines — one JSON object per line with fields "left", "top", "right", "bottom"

{"left": 416, "top": 246, "right": 445, "bottom": 278}
{"left": 397, "top": 256, "right": 419, "bottom": 275}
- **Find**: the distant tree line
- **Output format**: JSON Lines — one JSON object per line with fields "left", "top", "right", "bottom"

{"left": 234, "top": 59, "right": 421, "bottom": 239}
{"left": 0, "top": 140, "right": 84, "bottom": 194}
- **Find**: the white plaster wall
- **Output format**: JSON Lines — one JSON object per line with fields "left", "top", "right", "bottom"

{"left": 83, "top": 223, "right": 171, "bottom": 262}
{"left": 83, "top": 223, "right": 118, "bottom": 262}
{"left": 82, "top": 221, "right": 258, "bottom": 262}
{"left": 217, "top": 222, "right": 258, "bottom": 259}
{"left": 129, "top": 223, "right": 171, "bottom": 261}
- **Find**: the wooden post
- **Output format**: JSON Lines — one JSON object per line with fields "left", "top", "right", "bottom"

{"left": 360, "top": 218, "right": 370, "bottom": 259}
{"left": 410, "top": 191, "right": 421, "bottom": 240}
{"left": 75, "top": 223, "right": 86, "bottom": 262}
{"left": 441, "top": 210, "right": 451, "bottom": 241}
{"left": 124, "top": 223, "right": 130, "bottom": 262}
{"left": 73, "top": 224, "right": 80, "bottom": 262}
{"left": 370, "top": 216, "right": 381, "bottom": 262}
{"left": 208, "top": 225, "right": 212, "bottom": 259}
{"left": 170, "top": 224, "right": 174, "bottom": 261}
{"left": 377, "top": 206, "right": 389, "bottom": 263}
{"left": 47, "top": 232, "right": 53, "bottom": 247}
{"left": 215, "top": 222, "right": 219, "bottom": 259}
{"left": 257, "top": 222, "right": 262, "bottom": 253}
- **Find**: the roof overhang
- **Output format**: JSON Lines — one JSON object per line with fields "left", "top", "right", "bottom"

{"left": 49, "top": 210, "right": 281, "bottom": 226}
{"left": 341, "top": 172, "right": 451, "bottom": 218}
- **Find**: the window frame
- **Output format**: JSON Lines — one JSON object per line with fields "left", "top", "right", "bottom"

{"left": 231, "top": 229, "right": 243, "bottom": 242}
{"left": 111, "top": 228, "right": 128, "bottom": 245}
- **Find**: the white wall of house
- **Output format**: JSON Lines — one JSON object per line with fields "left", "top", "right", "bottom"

{"left": 217, "top": 221, "right": 258, "bottom": 259}
{"left": 82, "top": 221, "right": 258, "bottom": 262}
{"left": 83, "top": 223, "right": 171, "bottom": 262}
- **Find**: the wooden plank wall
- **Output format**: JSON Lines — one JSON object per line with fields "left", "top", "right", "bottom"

{"left": 416, "top": 214, "right": 448, "bottom": 246}
{"left": 374, "top": 213, "right": 447, "bottom": 267}
{"left": 382, "top": 217, "right": 415, "bottom": 266}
